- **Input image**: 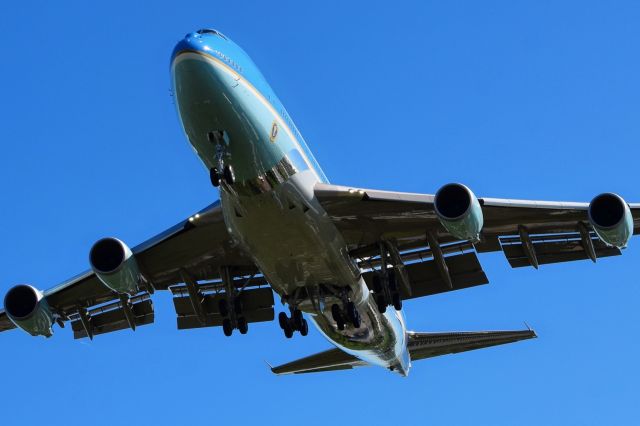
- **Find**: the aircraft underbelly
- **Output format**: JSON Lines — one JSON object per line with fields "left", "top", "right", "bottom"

{"left": 221, "top": 171, "right": 358, "bottom": 293}
{"left": 221, "top": 172, "right": 410, "bottom": 373}
{"left": 174, "top": 49, "right": 410, "bottom": 373}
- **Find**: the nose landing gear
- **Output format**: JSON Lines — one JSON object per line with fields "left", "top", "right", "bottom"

{"left": 209, "top": 164, "right": 235, "bottom": 187}
{"left": 210, "top": 167, "right": 221, "bottom": 187}
{"left": 208, "top": 130, "right": 235, "bottom": 187}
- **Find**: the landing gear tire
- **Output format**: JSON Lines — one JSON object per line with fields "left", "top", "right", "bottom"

{"left": 331, "top": 304, "right": 341, "bottom": 322}
{"left": 388, "top": 269, "right": 397, "bottom": 291}
{"left": 372, "top": 274, "right": 382, "bottom": 293}
{"left": 278, "top": 312, "right": 288, "bottom": 329}
{"left": 210, "top": 168, "right": 221, "bottom": 187}
{"left": 218, "top": 298, "right": 229, "bottom": 317}
{"left": 375, "top": 294, "right": 387, "bottom": 314}
{"left": 331, "top": 304, "right": 345, "bottom": 331}
{"left": 222, "top": 318, "right": 233, "bottom": 336}
{"left": 293, "top": 309, "right": 304, "bottom": 330}
{"left": 346, "top": 301, "right": 360, "bottom": 328}
{"left": 223, "top": 165, "right": 235, "bottom": 185}
{"left": 352, "top": 309, "right": 361, "bottom": 328}
{"left": 283, "top": 321, "right": 294, "bottom": 339}
{"left": 299, "top": 319, "right": 309, "bottom": 336}
{"left": 237, "top": 317, "right": 248, "bottom": 334}
{"left": 392, "top": 292, "right": 402, "bottom": 311}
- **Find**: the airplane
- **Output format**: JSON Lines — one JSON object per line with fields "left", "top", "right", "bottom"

{"left": 1, "top": 28, "right": 638, "bottom": 377}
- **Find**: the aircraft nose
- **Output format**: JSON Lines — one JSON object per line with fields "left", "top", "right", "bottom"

{"left": 171, "top": 32, "right": 206, "bottom": 62}
{"left": 171, "top": 28, "right": 232, "bottom": 65}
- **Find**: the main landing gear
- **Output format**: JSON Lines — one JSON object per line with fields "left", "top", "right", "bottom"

{"left": 372, "top": 268, "right": 402, "bottom": 314}
{"left": 218, "top": 266, "right": 247, "bottom": 337}
{"left": 331, "top": 301, "right": 361, "bottom": 330}
{"left": 219, "top": 297, "right": 248, "bottom": 337}
{"left": 278, "top": 307, "right": 308, "bottom": 338}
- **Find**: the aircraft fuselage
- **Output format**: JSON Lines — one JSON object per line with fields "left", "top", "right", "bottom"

{"left": 171, "top": 30, "right": 410, "bottom": 375}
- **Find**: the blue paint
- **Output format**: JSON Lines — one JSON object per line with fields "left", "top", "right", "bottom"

{"left": 172, "top": 30, "right": 329, "bottom": 183}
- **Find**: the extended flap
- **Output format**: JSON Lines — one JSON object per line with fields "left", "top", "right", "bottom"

{"left": 71, "top": 299, "right": 154, "bottom": 339}
{"left": 173, "top": 287, "right": 274, "bottom": 330}
{"left": 501, "top": 236, "right": 621, "bottom": 268}
{"left": 363, "top": 252, "right": 489, "bottom": 300}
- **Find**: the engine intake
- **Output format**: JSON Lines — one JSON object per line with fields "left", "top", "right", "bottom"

{"left": 434, "top": 183, "right": 484, "bottom": 243}
{"left": 4, "top": 285, "right": 54, "bottom": 337}
{"left": 588, "top": 193, "right": 633, "bottom": 248}
{"left": 90, "top": 237, "right": 140, "bottom": 295}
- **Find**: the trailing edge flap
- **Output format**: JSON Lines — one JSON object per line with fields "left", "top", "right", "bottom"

{"left": 270, "top": 328, "right": 536, "bottom": 375}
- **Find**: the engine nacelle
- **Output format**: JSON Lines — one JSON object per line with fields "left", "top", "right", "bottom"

{"left": 434, "top": 183, "right": 484, "bottom": 243}
{"left": 3, "top": 285, "right": 54, "bottom": 337}
{"left": 588, "top": 193, "right": 633, "bottom": 248}
{"left": 89, "top": 237, "right": 140, "bottom": 295}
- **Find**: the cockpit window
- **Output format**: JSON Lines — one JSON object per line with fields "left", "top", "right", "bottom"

{"left": 196, "top": 29, "right": 227, "bottom": 40}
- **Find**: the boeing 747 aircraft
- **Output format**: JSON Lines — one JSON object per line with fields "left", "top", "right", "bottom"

{"left": 2, "top": 29, "right": 639, "bottom": 376}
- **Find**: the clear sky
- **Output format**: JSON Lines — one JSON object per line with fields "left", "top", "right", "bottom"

{"left": 1, "top": 1, "right": 639, "bottom": 425}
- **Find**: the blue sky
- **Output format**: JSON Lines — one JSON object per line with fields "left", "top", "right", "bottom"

{"left": 1, "top": 1, "right": 640, "bottom": 425}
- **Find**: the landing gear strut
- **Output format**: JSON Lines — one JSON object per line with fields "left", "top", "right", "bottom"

{"left": 372, "top": 269, "right": 402, "bottom": 313}
{"left": 208, "top": 130, "right": 235, "bottom": 187}
{"left": 372, "top": 242, "right": 403, "bottom": 313}
{"left": 331, "top": 301, "right": 361, "bottom": 329}
{"left": 279, "top": 307, "right": 308, "bottom": 338}
{"left": 218, "top": 267, "right": 248, "bottom": 337}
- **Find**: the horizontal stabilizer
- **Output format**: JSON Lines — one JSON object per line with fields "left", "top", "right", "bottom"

{"left": 271, "top": 327, "right": 536, "bottom": 375}
{"left": 407, "top": 328, "right": 536, "bottom": 361}
{"left": 270, "top": 348, "right": 365, "bottom": 375}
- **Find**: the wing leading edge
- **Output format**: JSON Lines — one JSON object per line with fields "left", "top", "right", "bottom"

{"left": 316, "top": 182, "right": 640, "bottom": 252}
{"left": 315, "top": 183, "right": 640, "bottom": 297}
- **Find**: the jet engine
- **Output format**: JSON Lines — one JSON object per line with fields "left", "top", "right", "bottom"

{"left": 434, "top": 183, "right": 484, "bottom": 243}
{"left": 588, "top": 193, "right": 633, "bottom": 248}
{"left": 89, "top": 237, "right": 140, "bottom": 295}
{"left": 3, "top": 285, "right": 54, "bottom": 337}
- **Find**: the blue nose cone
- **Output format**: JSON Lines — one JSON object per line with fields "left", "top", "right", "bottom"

{"left": 171, "top": 29, "right": 229, "bottom": 63}
{"left": 171, "top": 32, "right": 204, "bottom": 63}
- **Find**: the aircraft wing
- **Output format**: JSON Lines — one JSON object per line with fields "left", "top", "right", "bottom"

{"left": 0, "top": 310, "right": 13, "bottom": 332}
{"left": 315, "top": 183, "right": 640, "bottom": 299}
{"left": 271, "top": 328, "right": 536, "bottom": 375}
{"left": 0, "top": 201, "right": 275, "bottom": 339}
